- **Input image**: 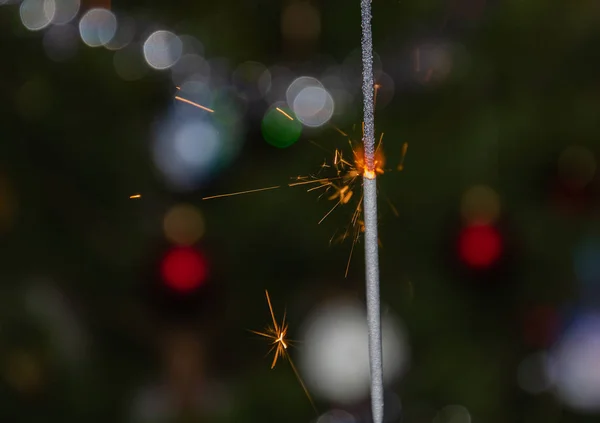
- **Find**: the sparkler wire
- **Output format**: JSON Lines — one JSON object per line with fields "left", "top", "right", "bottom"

{"left": 360, "top": 2, "right": 385, "bottom": 423}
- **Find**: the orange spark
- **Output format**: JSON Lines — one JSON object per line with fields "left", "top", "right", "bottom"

{"left": 175, "top": 96, "right": 215, "bottom": 113}
{"left": 129, "top": 194, "right": 141, "bottom": 199}
{"left": 202, "top": 185, "right": 280, "bottom": 200}
{"left": 250, "top": 290, "right": 317, "bottom": 412}
{"left": 276, "top": 107, "right": 294, "bottom": 120}
{"left": 397, "top": 142, "right": 408, "bottom": 171}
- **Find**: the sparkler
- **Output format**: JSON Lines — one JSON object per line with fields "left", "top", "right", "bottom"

{"left": 250, "top": 290, "right": 317, "bottom": 413}
{"left": 360, "top": 1, "right": 384, "bottom": 422}
{"left": 201, "top": 123, "right": 407, "bottom": 277}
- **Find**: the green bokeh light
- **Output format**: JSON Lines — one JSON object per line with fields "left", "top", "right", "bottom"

{"left": 261, "top": 106, "right": 302, "bottom": 148}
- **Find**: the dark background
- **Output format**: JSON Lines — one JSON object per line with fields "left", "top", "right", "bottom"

{"left": 1, "top": 1, "right": 600, "bottom": 422}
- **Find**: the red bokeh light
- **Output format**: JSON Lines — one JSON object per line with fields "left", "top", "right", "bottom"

{"left": 160, "top": 247, "right": 208, "bottom": 293}
{"left": 458, "top": 223, "right": 502, "bottom": 268}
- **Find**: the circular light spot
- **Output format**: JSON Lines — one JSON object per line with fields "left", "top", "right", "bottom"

{"left": 43, "top": 23, "right": 78, "bottom": 62}
{"left": 143, "top": 30, "right": 183, "bottom": 70}
{"left": 78, "top": 8, "right": 117, "bottom": 47}
{"left": 153, "top": 119, "right": 220, "bottom": 191}
{"left": 433, "top": 405, "right": 471, "bottom": 423}
{"left": 51, "top": 0, "right": 79, "bottom": 25}
{"left": 104, "top": 13, "right": 135, "bottom": 51}
{"left": 458, "top": 224, "right": 502, "bottom": 268}
{"left": 232, "top": 61, "right": 271, "bottom": 102}
{"left": 518, "top": 352, "right": 552, "bottom": 394}
{"left": 548, "top": 312, "right": 600, "bottom": 412}
{"left": 160, "top": 247, "right": 208, "bottom": 293}
{"left": 4, "top": 350, "right": 43, "bottom": 394}
{"left": 300, "top": 299, "right": 409, "bottom": 404}
{"left": 281, "top": 1, "right": 321, "bottom": 43}
{"left": 558, "top": 145, "right": 596, "bottom": 190}
{"left": 373, "top": 71, "right": 395, "bottom": 110}
{"left": 292, "top": 85, "right": 334, "bottom": 127}
{"left": 461, "top": 185, "right": 501, "bottom": 225}
{"left": 163, "top": 204, "right": 205, "bottom": 246}
{"left": 261, "top": 104, "right": 302, "bottom": 148}
{"left": 170, "top": 54, "right": 210, "bottom": 87}
{"left": 20, "top": 0, "right": 55, "bottom": 31}
{"left": 286, "top": 76, "right": 323, "bottom": 109}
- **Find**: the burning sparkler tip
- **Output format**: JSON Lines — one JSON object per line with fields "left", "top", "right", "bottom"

{"left": 364, "top": 169, "right": 377, "bottom": 180}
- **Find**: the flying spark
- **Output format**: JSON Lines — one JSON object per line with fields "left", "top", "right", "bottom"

{"left": 174, "top": 86, "right": 215, "bottom": 113}
{"left": 250, "top": 290, "right": 316, "bottom": 412}
{"left": 276, "top": 107, "right": 294, "bottom": 120}
{"left": 201, "top": 121, "right": 407, "bottom": 276}
{"left": 129, "top": 194, "right": 141, "bottom": 199}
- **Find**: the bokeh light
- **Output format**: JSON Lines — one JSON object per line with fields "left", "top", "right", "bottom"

{"left": 316, "top": 409, "right": 356, "bottom": 423}
{"left": 104, "top": 13, "right": 135, "bottom": 51}
{"left": 547, "top": 311, "right": 600, "bottom": 412}
{"left": 292, "top": 85, "right": 334, "bottom": 127}
{"left": 163, "top": 204, "right": 205, "bottom": 246}
{"left": 558, "top": 145, "right": 596, "bottom": 190}
{"left": 261, "top": 104, "right": 302, "bottom": 148}
{"left": 43, "top": 23, "right": 79, "bottom": 62}
{"left": 78, "top": 8, "right": 117, "bottom": 47}
{"left": 281, "top": 1, "right": 321, "bottom": 44}
{"left": 160, "top": 247, "right": 208, "bottom": 293}
{"left": 20, "top": 0, "right": 55, "bottom": 31}
{"left": 286, "top": 76, "right": 334, "bottom": 127}
{"left": 412, "top": 42, "right": 455, "bottom": 85}
{"left": 517, "top": 352, "right": 552, "bottom": 395}
{"left": 300, "top": 298, "right": 409, "bottom": 404}
{"left": 4, "top": 350, "right": 43, "bottom": 394}
{"left": 373, "top": 71, "right": 395, "bottom": 110}
{"left": 458, "top": 223, "right": 502, "bottom": 268}
{"left": 432, "top": 405, "right": 471, "bottom": 423}
{"left": 51, "top": 0, "right": 79, "bottom": 25}
{"left": 143, "top": 30, "right": 182, "bottom": 70}
{"left": 232, "top": 61, "right": 271, "bottom": 102}
{"left": 153, "top": 85, "right": 243, "bottom": 191}
{"left": 460, "top": 185, "right": 501, "bottom": 225}
{"left": 170, "top": 53, "right": 210, "bottom": 87}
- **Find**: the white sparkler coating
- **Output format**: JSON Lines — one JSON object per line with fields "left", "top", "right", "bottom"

{"left": 361, "top": 2, "right": 383, "bottom": 423}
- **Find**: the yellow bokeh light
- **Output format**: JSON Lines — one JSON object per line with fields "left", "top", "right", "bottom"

{"left": 163, "top": 203, "right": 205, "bottom": 246}
{"left": 461, "top": 184, "right": 500, "bottom": 225}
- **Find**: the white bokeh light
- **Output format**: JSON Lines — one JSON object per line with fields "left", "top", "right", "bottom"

{"left": 153, "top": 121, "right": 220, "bottom": 190}
{"left": 20, "top": 0, "right": 56, "bottom": 31}
{"left": 292, "top": 85, "right": 334, "bottom": 127}
{"left": 548, "top": 312, "right": 600, "bottom": 412}
{"left": 300, "top": 299, "right": 409, "bottom": 404}
{"left": 78, "top": 8, "right": 117, "bottom": 47}
{"left": 170, "top": 54, "right": 210, "bottom": 87}
{"left": 43, "top": 23, "right": 78, "bottom": 62}
{"left": 286, "top": 76, "right": 334, "bottom": 128}
{"left": 143, "top": 30, "right": 182, "bottom": 70}
{"left": 51, "top": 0, "right": 79, "bottom": 25}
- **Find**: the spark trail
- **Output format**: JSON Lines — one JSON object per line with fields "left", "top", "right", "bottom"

{"left": 250, "top": 290, "right": 317, "bottom": 413}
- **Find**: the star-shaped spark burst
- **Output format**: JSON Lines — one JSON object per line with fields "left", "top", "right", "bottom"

{"left": 250, "top": 290, "right": 316, "bottom": 412}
